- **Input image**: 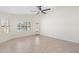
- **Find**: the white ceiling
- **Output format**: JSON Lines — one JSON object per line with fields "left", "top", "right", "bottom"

{"left": 0, "top": 6, "right": 53, "bottom": 15}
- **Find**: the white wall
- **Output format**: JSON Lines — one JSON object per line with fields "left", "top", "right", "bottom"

{"left": 40, "top": 6, "right": 79, "bottom": 43}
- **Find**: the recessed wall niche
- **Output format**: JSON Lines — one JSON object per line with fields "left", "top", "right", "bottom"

{"left": 16, "top": 19, "right": 32, "bottom": 32}
{"left": 0, "top": 17, "right": 9, "bottom": 33}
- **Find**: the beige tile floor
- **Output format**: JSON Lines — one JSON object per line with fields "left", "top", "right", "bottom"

{"left": 0, "top": 35, "right": 79, "bottom": 53}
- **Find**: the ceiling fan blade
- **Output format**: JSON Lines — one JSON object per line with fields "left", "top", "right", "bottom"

{"left": 42, "top": 8, "right": 51, "bottom": 11}
{"left": 36, "top": 11, "right": 40, "bottom": 15}
{"left": 41, "top": 11, "right": 47, "bottom": 14}
{"left": 37, "top": 6, "right": 42, "bottom": 10}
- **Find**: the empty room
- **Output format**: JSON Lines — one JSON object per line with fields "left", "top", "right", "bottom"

{"left": 0, "top": 6, "right": 79, "bottom": 53}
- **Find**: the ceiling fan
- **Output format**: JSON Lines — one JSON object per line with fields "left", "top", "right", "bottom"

{"left": 32, "top": 6, "right": 51, "bottom": 15}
